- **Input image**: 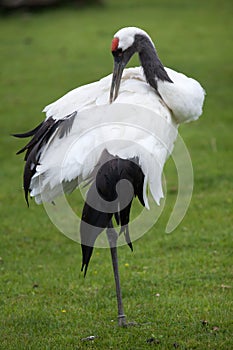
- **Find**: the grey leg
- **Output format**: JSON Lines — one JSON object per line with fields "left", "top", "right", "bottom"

{"left": 107, "top": 221, "right": 127, "bottom": 327}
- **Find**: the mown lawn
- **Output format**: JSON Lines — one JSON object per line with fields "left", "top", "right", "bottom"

{"left": 0, "top": 0, "right": 232, "bottom": 349}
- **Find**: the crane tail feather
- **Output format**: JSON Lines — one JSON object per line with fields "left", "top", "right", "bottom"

{"left": 80, "top": 185, "right": 113, "bottom": 276}
{"left": 80, "top": 151, "right": 145, "bottom": 274}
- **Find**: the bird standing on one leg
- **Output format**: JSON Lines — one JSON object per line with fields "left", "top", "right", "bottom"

{"left": 14, "top": 27, "right": 205, "bottom": 326}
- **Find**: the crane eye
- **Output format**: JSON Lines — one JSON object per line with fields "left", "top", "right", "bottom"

{"left": 112, "top": 48, "right": 123, "bottom": 58}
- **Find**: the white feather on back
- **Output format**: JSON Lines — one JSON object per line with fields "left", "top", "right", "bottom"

{"left": 44, "top": 67, "right": 205, "bottom": 123}
{"left": 158, "top": 67, "right": 205, "bottom": 123}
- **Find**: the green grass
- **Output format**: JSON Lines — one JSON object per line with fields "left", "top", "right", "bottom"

{"left": 0, "top": 0, "right": 233, "bottom": 349}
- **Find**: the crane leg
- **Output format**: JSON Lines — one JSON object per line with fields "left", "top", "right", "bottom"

{"left": 107, "top": 221, "right": 127, "bottom": 327}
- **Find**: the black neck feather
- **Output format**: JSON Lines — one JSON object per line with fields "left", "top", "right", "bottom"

{"left": 135, "top": 34, "right": 173, "bottom": 91}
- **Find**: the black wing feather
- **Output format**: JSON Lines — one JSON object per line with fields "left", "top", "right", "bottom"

{"left": 80, "top": 152, "right": 145, "bottom": 275}
{"left": 12, "top": 121, "right": 44, "bottom": 139}
{"left": 14, "top": 112, "right": 77, "bottom": 204}
{"left": 23, "top": 120, "right": 60, "bottom": 204}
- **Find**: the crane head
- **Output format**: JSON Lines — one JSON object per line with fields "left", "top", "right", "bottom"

{"left": 109, "top": 27, "right": 155, "bottom": 103}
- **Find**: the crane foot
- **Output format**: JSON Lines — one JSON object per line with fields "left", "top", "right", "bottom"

{"left": 118, "top": 314, "right": 127, "bottom": 327}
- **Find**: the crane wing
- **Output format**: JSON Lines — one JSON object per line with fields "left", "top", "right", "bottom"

{"left": 15, "top": 67, "right": 204, "bottom": 207}
{"left": 29, "top": 103, "right": 177, "bottom": 208}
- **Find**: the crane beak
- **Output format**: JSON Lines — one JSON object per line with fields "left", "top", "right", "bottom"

{"left": 109, "top": 58, "right": 125, "bottom": 103}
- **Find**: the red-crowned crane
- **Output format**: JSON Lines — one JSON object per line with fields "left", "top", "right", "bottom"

{"left": 14, "top": 27, "right": 205, "bottom": 326}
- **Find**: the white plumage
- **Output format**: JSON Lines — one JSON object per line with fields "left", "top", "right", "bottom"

{"left": 30, "top": 66, "right": 204, "bottom": 206}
